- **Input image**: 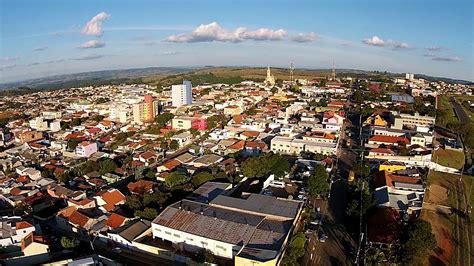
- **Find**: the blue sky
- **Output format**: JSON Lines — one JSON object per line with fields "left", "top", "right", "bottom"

{"left": 1, "top": 0, "right": 473, "bottom": 83}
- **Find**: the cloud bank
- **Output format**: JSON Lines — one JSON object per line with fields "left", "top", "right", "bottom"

{"left": 363, "top": 35, "right": 412, "bottom": 50}
{"left": 292, "top": 32, "right": 319, "bottom": 42}
{"left": 165, "top": 22, "right": 288, "bottom": 43}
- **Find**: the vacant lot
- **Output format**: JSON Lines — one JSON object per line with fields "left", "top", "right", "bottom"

{"left": 422, "top": 171, "right": 459, "bottom": 265}
{"left": 432, "top": 148, "right": 465, "bottom": 170}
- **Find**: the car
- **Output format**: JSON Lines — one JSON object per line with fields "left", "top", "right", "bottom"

{"left": 310, "top": 212, "right": 324, "bottom": 225}
{"left": 317, "top": 230, "right": 328, "bottom": 242}
{"left": 112, "top": 247, "right": 122, "bottom": 253}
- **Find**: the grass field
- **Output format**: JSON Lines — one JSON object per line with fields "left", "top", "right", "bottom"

{"left": 436, "top": 95, "right": 457, "bottom": 127}
{"left": 432, "top": 148, "right": 465, "bottom": 170}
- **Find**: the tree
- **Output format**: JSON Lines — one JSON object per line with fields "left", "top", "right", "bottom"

{"left": 143, "top": 191, "right": 168, "bottom": 206}
{"left": 192, "top": 171, "right": 215, "bottom": 187}
{"left": 169, "top": 140, "right": 179, "bottom": 150}
{"left": 67, "top": 139, "right": 80, "bottom": 151}
{"left": 99, "top": 159, "right": 118, "bottom": 175}
{"left": 240, "top": 153, "right": 290, "bottom": 179}
{"left": 401, "top": 220, "right": 436, "bottom": 263}
{"left": 308, "top": 164, "right": 330, "bottom": 197}
{"left": 60, "top": 237, "right": 79, "bottom": 249}
{"left": 135, "top": 208, "right": 158, "bottom": 220}
{"left": 352, "top": 163, "right": 370, "bottom": 178}
{"left": 165, "top": 171, "right": 190, "bottom": 188}
{"left": 190, "top": 128, "right": 200, "bottom": 137}
{"left": 125, "top": 195, "right": 142, "bottom": 210}
{"left": 281, "top": 232, "right": 306, "bottom": 266}
{"left": 155, "top": 113, "right": 174, "bottom": 127}
{"left": 345, "top": 179, "right": 376, "bottom": 217}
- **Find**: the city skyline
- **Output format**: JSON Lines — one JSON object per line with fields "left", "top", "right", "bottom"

{"left": 1, "top": 0, "right": 473, "bottom": 83}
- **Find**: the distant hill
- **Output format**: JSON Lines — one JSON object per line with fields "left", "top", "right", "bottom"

{"left": 0, "top": 67, "right": 193, "bottom": 91}
{"left": 0, "top": 66, "right": 471, "bottom": 92}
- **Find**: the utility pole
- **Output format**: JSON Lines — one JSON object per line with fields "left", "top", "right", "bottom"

{"left": 356, "top": 181, "right": 365, "bottom": 265}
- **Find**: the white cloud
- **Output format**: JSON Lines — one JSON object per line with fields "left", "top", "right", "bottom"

{"left": 81, "top": 12, "right": 111, "bottom": 36}
{"left": 363, "top": 35, "right": 412, "bottom": 51}
{"left": 432, "top": 56, "right": 462, "bottom": 62}
{"left": 79, "top": 40, "right": 106, "bottom": 49}
{"left": 2, "top": 56, "right": 20, "bottom": 62}
{"left": 160, "top": 51, "right": 179, "bottom": 55}
{"left": 165, "top": 22, "right": 287, "bottom": 43}
{"left": 71, "top": 55, "right": 105, "bottom": 61}
{"left": 426, "top": 46, "right": 444, "bottom": 52}
{"left": 292, "top": 32, "right": 319, "bottom": 42}
{"left": 392, "top": 42, "right": 412, "bottom": 50}
{"left": 363, "top": 36, "right": 387, "bottom": 46}
{"left": 33, "top": 46, "right": 48, "bottom": 52}
{"left": 0, "top": 64, "right": 16, "bottom": 71}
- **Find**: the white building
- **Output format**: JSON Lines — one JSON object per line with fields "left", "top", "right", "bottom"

{"left": 75, "top": 142, "right": 98, "bottom": 157}
{"left": 172, "top": 80, "right": 193, "bottom": 107}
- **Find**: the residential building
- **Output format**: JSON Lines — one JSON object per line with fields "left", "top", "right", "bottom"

{"left": 75, "top": 141, "right": 98, "bottom": 157}
{"left": 172, "top": 80, "right": 193, "bottom": 107}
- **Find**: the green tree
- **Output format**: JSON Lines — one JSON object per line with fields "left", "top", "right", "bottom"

{"left": 67, "top": 139, "right": 80, "bottom": 151}
{"left": 60, "top": 237, "right": 79, "bottom": 249}
{"left": 401, "top": 220, "right": 436, "bottom": 263}
{"left": 345, "top": 179, "right": 376, "bottom": 217}
{"left": 352, "top": 163, "right": 370, "bottom": 178}
{"left": 192, "top": 171, "right": 215, "bottom": 187}
{"left": 308, "top": 164, "right": 330, "bottom": 197}
{"left": 155, "top": 113, "right": 174, "bottom": 127}
{"left": 165, "top": 171, "right": 190, "bottom": 188}
{"left": 169, "top": 140, "right": 179, "bottom": 150}
{"left": 281, "top": 232, "right": 307, "bottom": 266}
{"left": 99, "top": 159, "right": 118, "bottom": 175}
{"left": 240, "top": 153, "right": 290, "bottom": 179}
{"left": 134, "top": 208, "right": 158, "bottom": 220}
{"left": 125, "top": 195, "right": 142, "bottom": 210}
{"left": 143, "top": 191, "right": 168, "bottom": 206}
{"left": 189, "top": 128, "right": 200, "bottom": 136}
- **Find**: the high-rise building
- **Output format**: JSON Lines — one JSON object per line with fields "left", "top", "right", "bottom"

{"left": 405, "top": 73, "right": 414, "bottom": 81}
{"left": 132, "top": 94, "right": 158, "bottom": 125}
{"left": 172, "top": 80, "right": 193, "bottom": 107}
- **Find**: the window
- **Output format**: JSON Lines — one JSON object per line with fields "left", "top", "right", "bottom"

{"left": 165, "top": 231, "right": 172, "bottom": 235}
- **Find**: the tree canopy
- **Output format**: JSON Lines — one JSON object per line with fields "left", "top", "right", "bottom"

{"left": 401, "top": 220, "right": 436, "bottom": 263}
{"left": 308, "top": 164, "right": 330, "bottom": 197}
{"left": 240, "top": 153, "right": 290, "bottom": 179}
{"left": 165, "top": 171, "right": 190, "bottom": 188}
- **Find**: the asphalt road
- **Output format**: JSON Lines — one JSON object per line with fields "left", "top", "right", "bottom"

{"left": 451, "top": 97, "right": 471, "bottom": 123}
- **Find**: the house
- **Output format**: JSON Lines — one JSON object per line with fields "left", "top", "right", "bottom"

{"left": 137, "top": 151, "right": 160, "bottom": 166}
{"left": 97, "top": 121, "right": 114, "bottom": 132}
{"left": 56, "top": 206, "right": 96, "bottom": 235}
{"left": 127, "top": 180, "right": 157, "bottom": 195}
{"left": 107, "top": 219, "right": 151, "bottom": 249}
{"left": 171, "top": 132, "right": 192, "bottom": 147}
{"left": 0, "top": 217, "right": 36, "bottom": 247}
{"left": 171, "top": 117, "right": 193, "bottom": 130}
{"left": 75, "top": 141, "right": 98, "bottom": 158}
{"left": 156, "top": 159, "right": 182, "bottom": 173}
{"left": 105, "top": 213, "right": 128, "bottom": 230}
{"left": 224, "top": 105, "right": 243, "bottom": 115}
{"left": 368, "top": 135, "right": 409, "bottom": 147}
{"left": 410, "top": 133, "right": 426, "bottom": 147}
{"left": 379, "top": 161, "right": 406, "bottom": 173}
{"left": 94, "top": 188, "right": 126, "bottom": 213}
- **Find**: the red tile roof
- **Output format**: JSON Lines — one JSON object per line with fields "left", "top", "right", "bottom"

{"left": 228, "top": 140, "right": 246, "bottom": 150}
{"left": 68, "top": 210, "right": 90, "bottom": 227}
{"left": 161, "top": 159, "right": 181, "bottom": 171}
{"left": 101, "top": 189, "right": 126, "bottom": 211}
{"left": 106, "top": 213, "right": 127, "bottom": 229}
{"left": 369, "top": 135, "right": 409, "bottom": 144}
{"left": 127, "top": 180, "right": 156, "bottom": 194}
{"left": 16, "top": 221, "right": 33, "bottom": 230}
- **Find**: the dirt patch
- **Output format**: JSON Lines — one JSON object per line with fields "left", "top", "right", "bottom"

{"left": 435, "top": 148, "right": 450, "bottom": 157}
{"left": 421, "top": 210, "right": 454, "bottom": 265}
{"left": 426, "top": 184, "right": 449, "bottom": 205}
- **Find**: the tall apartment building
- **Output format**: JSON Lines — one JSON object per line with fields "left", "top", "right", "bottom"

{"left": 132, "top": 95, "right": 159, "bottom": 125}
{"left": 171, "top": 80, "right": 193, "bottom": 107}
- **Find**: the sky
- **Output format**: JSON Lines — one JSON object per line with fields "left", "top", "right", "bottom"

{"left": 0, "top": 0, "right": 473, "bottom": 83}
